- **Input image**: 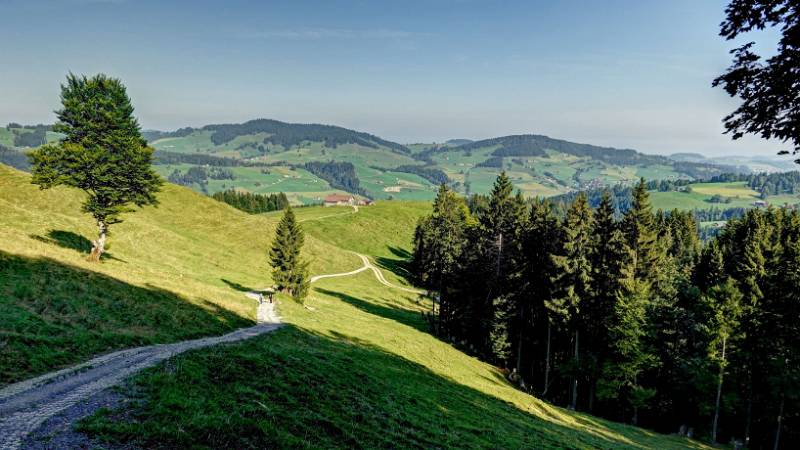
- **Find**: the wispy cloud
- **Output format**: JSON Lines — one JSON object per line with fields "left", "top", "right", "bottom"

{"left": 237, "top": 27, "right": 430, "bottom": 41}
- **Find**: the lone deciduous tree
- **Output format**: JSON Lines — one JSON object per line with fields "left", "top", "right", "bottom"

{"left": 29, "top": 74, "right": 162, "bottom": 261}
{"left": 269, "top": 206, "right": 309, "bottom": 302}
{"left": 714, "top": 0, "right": 800, "bottom": 160}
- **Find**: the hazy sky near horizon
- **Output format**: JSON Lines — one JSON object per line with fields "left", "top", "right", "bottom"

{"left": 0, "top": 0, "right": 790, "bottom": 157}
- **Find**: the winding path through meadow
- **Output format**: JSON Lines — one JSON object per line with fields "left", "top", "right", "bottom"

{"left": 0, "top": 205, "right": 423, "bottom": 448}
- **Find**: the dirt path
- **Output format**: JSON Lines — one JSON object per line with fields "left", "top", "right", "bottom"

{"left": 1, "top": 204, "right": 422, "bottom": 448}
{"left": 0, "top": 302, "right": 281, "bottom": 450}
{"left": 310, "top": 252, "right": 424, "bottom": 294}
{"left": 358, "top": 253, "right": 425, "bottom": 294}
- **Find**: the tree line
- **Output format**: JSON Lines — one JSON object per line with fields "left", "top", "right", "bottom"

{"left": 304, "top": 160, "right": 370, "bottom": 198}
{"left": 411, "top": 172, "right": 800, "bottom": 448}
{"left": 370, "top": 164, "right": 450, "bottom": 186}
{"left": 153, "top": 150, "right": 250, "bottom": 167}
{"left": 0, "top": 145, "right": 30, "bottom": 171}
{"left": 212, "top": 189, "right": 289, "bottom": 214}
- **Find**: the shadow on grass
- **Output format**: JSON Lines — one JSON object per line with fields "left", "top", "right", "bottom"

{"left": 221, "top": 278, "right": 256, "bottom": 292}
{"left": 315, "top": 287, "right": 426, "bottom": 332}
{"left": 374, "top": 246, "right": 413, "bottom": 280}
{"left": 30, "top": 230, "right": 126, "bottom": 262}
{"left": 0, "top": 250, "right": 250, "bottom": 386}
{"left": 76, "top": 324, "right": 699, "bottom": 450}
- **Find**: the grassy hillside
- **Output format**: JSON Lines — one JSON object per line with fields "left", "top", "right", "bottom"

{"left": 650, "top": 181, "right": 800, "bottom": 210}
{"left": 0, "top": 163, "right": 709, "bottom": 448}
{"left": 0, "top": 164, "right": 359, "bottom": 384}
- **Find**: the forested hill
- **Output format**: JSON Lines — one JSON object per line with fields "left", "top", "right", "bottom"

{"left": 144, "top": 118, "right": 411, "bottom": 155}
{"left": 5, "top": 119, "right": 765, "bottom": 203}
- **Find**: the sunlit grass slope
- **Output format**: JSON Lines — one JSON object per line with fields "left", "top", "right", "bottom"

{"left": 0, "top": 164, "right": 360, "bottom": 384}
{"left": 650, "top": 181, "right": 800, "bottom": 211}
{"left": 79, "top": 197, "right": 707, "bottom": 448}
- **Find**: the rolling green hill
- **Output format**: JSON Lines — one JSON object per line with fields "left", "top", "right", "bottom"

{"left": 3, "top": 119, "right": 758, "bottom": 205}
{"left": 0, "top": 163, "right": 707, "bottom": 448}
{"left": 143, "top": 122, "right": 746, "bottom": 202}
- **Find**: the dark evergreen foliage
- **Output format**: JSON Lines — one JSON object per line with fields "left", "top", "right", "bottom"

{"left": 389, "top": 165, "right": 450, "bottom": 185}
{"left": 460, "top": 134, "right": 667, "bottom": 166}
{"left": 12, "top": 126, "right": 48, "bottom": 148}
{"left": 304, "top": 160, "right": 369, "bottom": 197}
{"left": 411, "top": 171, "right": 800, "bottom": 447}
{"left": 211, "top": 189, "right": 289, "bottom": 214}
{"left": 0, "top": 145, "right": 30, "bottom": 171}
{"left": 269, "top": 206, "right": 309, "bottom": 301}
{"left": 475, "top": 156, "right": 504, "bottom": 168}
{"left": 201, "top": 119, "right": 410, "bottom": 155}
{"left": 153, "top": 151, "right": 248, "bottom": 167}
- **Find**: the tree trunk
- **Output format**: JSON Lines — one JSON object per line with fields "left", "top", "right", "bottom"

{"left": 632, "top": 374, "right": 639, "bottom": 425}
{"left": 711, "top": 336, "right": 726, "bottom": 443}
{"left": 570, "top": 330, "right": 579, "bottom": 410}
{"left": 88, "top": 220, "right": 107, "bottom": 262}
{"left": 588, "top": 381, "right": 595, "bottom": 413}
{"left": 543, "top": 321, "right": 552, "bottom": 397}
{"left": 745, "top": 381, "right": 753, "bottom": 448}
{"left": 516, "top": 304, "right": 525, "bottom": 375}
{"left": 774, "top": 395, "right": 784, "bottom": 450}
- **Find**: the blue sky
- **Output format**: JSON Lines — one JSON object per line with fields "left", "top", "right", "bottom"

{"left": 0, "top": 0, "right": 788, "bottom": 156}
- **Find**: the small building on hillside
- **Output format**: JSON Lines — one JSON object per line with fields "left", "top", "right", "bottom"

{"left": 324, "top": 193, "right": 356, "bottom": 207}
{"left": 753, "top": 200, "right": 768, "bottom": 208}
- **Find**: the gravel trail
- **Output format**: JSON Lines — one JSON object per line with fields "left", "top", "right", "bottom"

{"left": 0, "top": 302, "right": 281, "bottom": 450}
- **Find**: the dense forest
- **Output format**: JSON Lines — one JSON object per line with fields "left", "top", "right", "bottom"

{"left": 386, "top": 165, "right": 450, "bottom": 185}
{"left": 304, "top": 160, "right": 369, "bottom": 197}
{"left": 211, "top": 189, "right": 289, "bottom": 214}
{"left": 153, "top": 150, "right": 249, "bottom": 167}
{"left": 0, "top": 145, "right": 30, "bottom": 171}
{"left": 167, "top": 166, "right": 235, "bottom": 193}
{"left": 460, "top": 135, "right": 669, "bottom": 166}
{"left": 412, "top": 173, "right": 800, "bottom": 448}
{"left": 171, "top": 119, "right": 412, "bottom": 155}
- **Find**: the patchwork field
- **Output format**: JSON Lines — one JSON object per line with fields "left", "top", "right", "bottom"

{"left": 650, "top": 181, "right": 800, "bottom": 210}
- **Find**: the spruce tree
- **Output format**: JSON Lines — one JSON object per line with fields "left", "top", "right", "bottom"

{"left": 586, "top": 191, "right": 630, "bottom": 411}
{"left": 701, "top": 280, "right": 743, "bottom": 443}
{"left": 483, "top": 172, "right": 526, "bottom": 364}
{"left": 622, "top": 178, "right": 660, "bottom": 284}
{"left": 423, "top": 184, "right": 472, "bottom": 332}
{"left": 29, "top": 74, "right": 162, "bottom": 261}
{"left": 269, "top": 206, "right": 309, "bottom": 302}
{"left": 521, "top": 198, "right": 561, "bottom": 389}
{"left": 552, "top": 193, "right": 594, "bottom": 410}
{"left": 600, "top": 276, "right": 657, "bottom": 425}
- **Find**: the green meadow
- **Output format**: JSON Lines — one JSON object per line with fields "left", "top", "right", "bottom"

{"left": 0, "top": 163, "right": 708, "bottom": 448}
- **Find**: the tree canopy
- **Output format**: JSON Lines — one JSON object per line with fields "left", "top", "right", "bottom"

{"left": 29, "top": 73, "right": 162, "bottom": 261}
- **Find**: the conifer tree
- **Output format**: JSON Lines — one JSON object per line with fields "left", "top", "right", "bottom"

{"left": 483, "top": 172, "right": 526, "bottom": 363}
{"left": 622, "top": 178, "right": 660, "bottom": 284}
{"left": 552, "top": 193, "right": 594, "bottom": 410}
{"left": 426, "top": 185, "right": 472, "bottom": 331}
{"left": 586, "top": 191, "right": 630, "bottom": 411}
{"left": 694, "top": 240, "right": 726, "bottom": 291}
{"left": 521, "top": 198, "right": 561, "bottom": 389}
{"left": 600, "top": 276, "right": 657, "bottom": 425}
{"left": 269, "top": 206, "right": 309, "bottom": 302}
{"left": 29, "top": 74, "right": 162, "bottom": 261}
{"left": 701, "top": 280, "right": 743, "bottom": 443}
